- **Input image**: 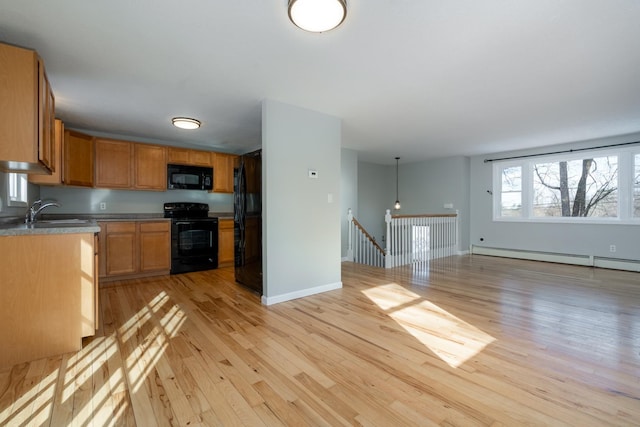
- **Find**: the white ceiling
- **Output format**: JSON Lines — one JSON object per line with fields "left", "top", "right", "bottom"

{"left": 1, "top": 0, "right": 639, "bottom": 164}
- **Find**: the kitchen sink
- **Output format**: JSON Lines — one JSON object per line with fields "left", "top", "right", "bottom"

{"left": 36, "top": 219, "right": 90, "bottom": 225}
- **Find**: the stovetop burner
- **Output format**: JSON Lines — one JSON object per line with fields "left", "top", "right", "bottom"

{"left": 163, "top": 202, "right": 210, "bottom": 219}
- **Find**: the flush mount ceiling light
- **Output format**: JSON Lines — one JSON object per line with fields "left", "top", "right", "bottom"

{"left": 172, "top": 117, "right": 201, "bottom": 130}
{"left": 288, "top": 0, "right": 347, "bottom": 33}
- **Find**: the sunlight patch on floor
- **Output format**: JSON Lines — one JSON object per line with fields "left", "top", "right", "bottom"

{"left": 362, "top": 283, "right": 495, "bottom": 368}
{"left": 119, "top": 291, "right": 186, "bottom": 394}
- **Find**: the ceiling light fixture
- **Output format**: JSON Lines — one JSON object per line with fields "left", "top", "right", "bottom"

{"left": 394, "top": 157, "right": 401, "bottom": 210}
{"left": 288, "top": 0, "right": 347, "bottom": 33}
{"left": 172, "top": 117, "right": 201, "bottom": 130}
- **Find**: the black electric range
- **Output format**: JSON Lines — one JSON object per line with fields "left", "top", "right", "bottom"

{"left": 163, "top": 202, "right": 218, "bottom": 274}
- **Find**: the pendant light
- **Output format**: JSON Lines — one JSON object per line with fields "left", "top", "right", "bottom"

{"left": 394, "top": 157, "right": 401, "bottom": 210}
{"left": 288, "top": 0, "right": 347, "bottom": 33}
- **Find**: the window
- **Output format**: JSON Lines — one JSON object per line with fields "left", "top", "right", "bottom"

{"left": 7, "top": 173, "right": 28, "bottom": 207}
{"left": 493, "top": 148, "right": 638, "bottom": 223}
{"left": 500, "top": 166, "right": 522, "bottom": 217}
{"left": 635, "top": 154, "right": 640, "bottom": 217}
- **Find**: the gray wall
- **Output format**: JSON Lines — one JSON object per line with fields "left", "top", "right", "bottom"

{"left": 356, "top": 157, "right": 471, "bottom": 250}
{"left": 40, "top": 186, "right": 232, "bottom": 214}
{"left": 356, "top": 162, "right": 390, "bottom": 244}
{"left": 400, "top": 156, "right": 470, "bottom": 250}
{"left": 340, "top": 148, "right": 358, "bottom": 258}
{"left": 470, "top": 133, "right": 640, "bottom": 261}
{"left": 262, "top": 99, "right": 342, "bottom": 303}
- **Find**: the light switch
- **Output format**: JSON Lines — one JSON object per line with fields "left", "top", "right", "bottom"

{"left": 328, "top": 193, "right": 333, "bottom": 203}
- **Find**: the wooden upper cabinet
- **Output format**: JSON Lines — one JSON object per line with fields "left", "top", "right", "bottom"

{"left": 134, "top": 144, "right": 166, "bottom": 190}
{"left": 167, "top": 147, "right": 190, "bottom": 165}
{"left": 64, "top": 130, "right": 94, "bottom": 187}
{"left": 212, "top": 152, "right": 237, "bottom": 193}
{"left": 29, "top": 119, "right": 64, "bottom": 185}
{"left": 167, "top": 147, "right": 211, "bottom": 167}
{"left": 190, "top": 150, "right": 211, "bottom": 167}
{"left": 38, "top": 63, "right": 55, "bottom": 172}
{"left": 0, "top": 42, "right": 55, "bottom": 173}
{"left": 95, "top": 138, "right": 132, "bottom": 188}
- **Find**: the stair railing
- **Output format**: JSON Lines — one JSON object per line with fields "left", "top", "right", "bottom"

{"left": 347, "top": 209, "right": 385, "bottom": 267}
{"left": 347, "top": 209, "right": 459, "bottom": 269}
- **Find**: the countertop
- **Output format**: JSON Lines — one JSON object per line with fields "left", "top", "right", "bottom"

{"left": 0, "top": 219, "right": 101, "bottom": 236}
{"left": 0, "top": 211, "right": 234, "bottom": 236}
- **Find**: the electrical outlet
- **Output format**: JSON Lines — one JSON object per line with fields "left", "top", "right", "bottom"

{"left": 99, "top": 202, "right": 106, "bottom": 211}
{"left": 609, "top": 244, "right": 616, "bottom": 253}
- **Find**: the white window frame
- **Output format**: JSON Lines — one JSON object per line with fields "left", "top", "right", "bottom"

{"left": 493, "top": 146, "right": 639, "bottom": 225}
{"left": 7, "top": 173, "right": 28, "bottom": 207}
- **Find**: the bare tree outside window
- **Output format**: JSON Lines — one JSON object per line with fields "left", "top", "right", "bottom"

{"left": 500, "top": 166, "right": 522, "bottom": 217}
{"left": 533, "top": 156, "right": 618, "bottom": 217}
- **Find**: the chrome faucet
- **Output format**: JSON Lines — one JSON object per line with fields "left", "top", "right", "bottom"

{"left": 25, "top": 199, "right": 61, "bottom": 224}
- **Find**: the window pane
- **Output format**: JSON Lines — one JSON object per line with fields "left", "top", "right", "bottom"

{"left": 501, "top": 166, "right": 521, "bottom": 217}
{"left": 7, "top": 173, "right": 28, "bottom": 207}
{"left": 634, "top": 154, "right": 640, "bottom": 217}
{"left": 533, "top": 156, "right": 618, "bottom": 217}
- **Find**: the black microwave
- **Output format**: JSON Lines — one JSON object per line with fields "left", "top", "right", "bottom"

{"left": 167, "top": 164, "right": 213, "bottom": 190}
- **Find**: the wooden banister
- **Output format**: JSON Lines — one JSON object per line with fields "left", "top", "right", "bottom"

{"left": 391, "top": 213, "right": 457, "bottom": 219}
{"left": 352, "top": 218, "right": 385, "bottom": 254}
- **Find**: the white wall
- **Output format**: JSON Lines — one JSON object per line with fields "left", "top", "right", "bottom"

{"left": 470, "top": 133, "right": 640, "bottom": 261}
{"left": 262, "top": 99, "right": 342, "bottom": 305}
{"left": 40, "top": 186, "right": 232, "bottom": 214}
{"left": 340, "top": 148, "right": 358, "bottom": 258}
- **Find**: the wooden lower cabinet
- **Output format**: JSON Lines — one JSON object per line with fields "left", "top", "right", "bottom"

{"left": 104, "top": 222, "right": 137, "bottom": 276}
{"left": 98, "top": 220, "right": 170, "bottom": 281}
{"left": 139, "top": 221, "right": 171, "bottom": 272}
{"left": 0, "top": 232, "right": 97, "bottom": 369}
{"left": 218, "top": 218, "right": 235, "bottom": 267}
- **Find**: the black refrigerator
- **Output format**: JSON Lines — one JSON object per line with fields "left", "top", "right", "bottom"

{"left": 234, "top": 149, "right": 262, "bottom": 294}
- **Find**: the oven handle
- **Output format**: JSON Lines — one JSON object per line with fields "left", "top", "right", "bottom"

{"left": 175, "top": 221, "right": 191, "bottom": 225}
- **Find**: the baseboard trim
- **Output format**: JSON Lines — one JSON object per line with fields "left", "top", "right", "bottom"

{"left": 471, "top": 245, "right": 640, "bottom": 272}
{"left": 261, "top": 281, "right": 343, "bottom": 306}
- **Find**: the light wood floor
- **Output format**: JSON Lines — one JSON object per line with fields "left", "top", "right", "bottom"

{"left": 1, "top": 255, "right": 639, "bottom": 426}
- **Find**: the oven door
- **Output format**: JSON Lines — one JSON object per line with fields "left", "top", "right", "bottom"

{"left": 171, "top": 218, "right": 218, "bottom": 274}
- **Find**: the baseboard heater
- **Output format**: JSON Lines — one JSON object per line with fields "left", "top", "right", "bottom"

{"left": 471, "top": 245, "right": 640, "bottom": 273}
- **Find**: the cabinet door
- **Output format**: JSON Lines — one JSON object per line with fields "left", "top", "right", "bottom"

{"left": 64, "top": 130, "right": 94, "bottom": 187}
{"left": 167, "top": 147, "right": 190, "bottom": 165}
{"left": 81, "top": 234, "right": 97, "bottom": 337}
{"left": 95, "top": 138, "right": 132, "bottom": 188}
{"left": 218, "top": 218, "right": 235, "bottom": 266}
{"left": 189, "top": 150, "right": 211, "bottom": 167}
{"left": 30, "top": 119, "right": 63, "bottom": 185}
{"left": 134, "top": 144, "right": 166, "bottom": 190}
{"left": 139, "top": 222, "right": 170, "bottom": 272}
{"left": 38, "top": 61, "right": 54, "bottom": 172}
{"left": 105, "top": 222, "right": 137, "bottom": 276}
{"left": 212, "top": 152, "right": 237, "bottom": 193}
